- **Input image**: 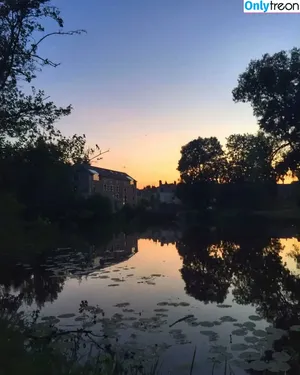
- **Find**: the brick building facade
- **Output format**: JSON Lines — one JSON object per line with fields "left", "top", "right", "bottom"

{"left": 73, "top": 164, "right": 137, "bottom": 209}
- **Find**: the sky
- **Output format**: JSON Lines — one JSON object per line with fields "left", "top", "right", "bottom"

{"left": 36, "top": 0, "right": 300, "bottom": 187}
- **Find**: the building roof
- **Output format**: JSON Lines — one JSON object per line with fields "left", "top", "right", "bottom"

{"left": 159, "top": 183, "right": 176, "bottom": 193}
{"left": 81, "top": 164, "right": 136, "bottom": 182}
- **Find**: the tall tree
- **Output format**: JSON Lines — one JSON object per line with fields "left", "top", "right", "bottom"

{"left": 0, "top": 0, "right": 84, "bottom": 141}
{"left": 232, "top": 48, "right": 300, "bottom": 178}
{"left": 225, "top": 132, "right": 277, "bottom": 183}
{"left": 177, "top": 137, "right": 227, "bottom": 183}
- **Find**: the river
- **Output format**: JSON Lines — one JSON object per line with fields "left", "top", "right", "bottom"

{"left": 1, "top": 225, "right": 300, "bottom": 374}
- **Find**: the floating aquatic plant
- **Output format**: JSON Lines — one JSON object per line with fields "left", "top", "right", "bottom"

{"left": 272, "top": 351, "right": 291, "bottom": 362}
{"left": 252, "top": 329, "right": 267, "bottom": 338}
{"left": 115, "top": 302, "right": 130, "bottom": 308}
{"left": 248, "top": 315, "right": 262, "bottom": 321}
{"left": 216, "top": 304, "right": 232, "bottom": 308}
{"left": 242, "top": 321, "right": 256, "bottom": 330}
{"left": 232, "top": 328, "right": 248, "bottom": 336}
{"left": 220, "top": 316, "right": 238, "bottom": 323}
{"left": 244, "top": 336, "right": 259, "bottom": 344}
{"left": 198, "top": 321, "right": 215, "bottom": 327}
{"left": 122, "top": 308, "right": 134, "bottom": 313}
{"left": 57, "top": 313, "right": 76, "bottom": 319}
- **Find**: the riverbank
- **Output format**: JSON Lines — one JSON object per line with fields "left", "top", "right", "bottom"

{"left": 0, "top": 311, "right": 159, "bottom": 375}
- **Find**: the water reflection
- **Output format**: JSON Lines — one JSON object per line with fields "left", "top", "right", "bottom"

{"left": 176, "top": 227, "right": 300, "bottom": 330}
{"left": 1, "top": 225, "right": 300, "bottom": 374}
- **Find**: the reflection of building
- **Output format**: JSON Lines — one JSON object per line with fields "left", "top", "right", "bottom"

{"left": 140, "top": 228, "right": 181, "bottom": 246}
{"left": 73, "top": 164, "right": 137, "bottom": 208}
{"left": 92, "top": 233, "right": 138, "bottom": 268}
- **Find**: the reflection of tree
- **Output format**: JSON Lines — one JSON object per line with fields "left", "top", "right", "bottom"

{"left": 177, "top": 231, "right": 235, "bottom": 303}
{"left": 0, "top": 261, "right": 65, "bottom": 309}
{"left": 232, "top": 238, "right": 300, "bottom": 327}
{"left": 177, "top": 226, "right": 300, "bottom": 329}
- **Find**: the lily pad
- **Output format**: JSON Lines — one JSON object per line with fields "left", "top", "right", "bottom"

{"left": 157, "top": 302, "right": 169, "bottom": 306}
{"left": 216, "top": 304, "right": 232, "bottom": 308}
{"left": 154, "top": 308, "right": 168, "bottom": 312}
{"left": 115, "top": 303, "right": 130, "bottom": 308}
{"left": 108, "top": 284, "right": 119, "bottom": 287}
{"left": 213, "top": 321, "right": 222, "bottom": 326}
{"left": 249, "top": 360, "right": 270, "bottom": 371}
{"left": 41, "top": 316, "right": 57, "bottom": 321}
{"left": 268, "top": 361, "right": 291, "bottom": 372}
{"left": 244, "top": 336, "right": 259, "bottom": 344}
{"left": 233, "top": 323, "right": 244, "bottom": 327}
{"left": 220, "top": 316, "right": 237, "bottom": 323}
{"left": 238, "top": 351, "right": 261, "bottom": 361}
{"left": 232, "top": 329, "right": 248, "bottom": 336}
{"left": 242, "top": 321, "right": 256, "bottom": 330}
{"left": 178, "top": 302, "right": 190, "bottom": 306}
{"left": 57, "top": 313, "right": 76, "bottom": 319}
{"left": 199, "top": 321, "right": 215, "bottom": 327}
{"left": 272, "top": 351, "right": 291, "bottom": 362}
{"left": 248, "top": 315, "right": 262, "bottom": 321}
{"left": 231, "top": 343, "right": 249, "bottom": 351}
{"left": 253, "top": 329, "right": 267, "bottom": 338}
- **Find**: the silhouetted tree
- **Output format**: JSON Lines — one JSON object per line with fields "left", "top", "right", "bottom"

{"left": 177, "top": 137, "right": 227, "bottom": 184}
{"left": 232, "top": 48, "right": 300, "bottom": 179}
{"left": 0, "top": 0, "right": 84, "bottom": 141}
{"left": 225, "top": 132, "right": 277, "bottom": 183}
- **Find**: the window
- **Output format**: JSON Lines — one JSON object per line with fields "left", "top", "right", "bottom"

{"left": 93, "top": 174, "right": 99, "bottom": 181}
{"left": 116, "top": 186, "right": 120, "bottom": 192}
{"left": 110, "top": 185, "right": 114, "bottom": 192}
{"left": 124, "top": 188, "right": 127, "bottom": 194}
{"left": 116, "top": 193, "right": 119, "bottom": 199}
{"left": 130, "top": 180, "right": 135, "bottom": 185}
{"left": 104, "top": 184, "right": 107, "bottom": 191}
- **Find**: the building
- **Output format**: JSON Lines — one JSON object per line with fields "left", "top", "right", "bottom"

{"left": 157, "top": 180, "right": 181, "bottom": 204}
{"left": 137, "top": 185, "right": 158, "bottom": 205}
{"left": 73, "top": 164, "right": 137, "bottom": 208}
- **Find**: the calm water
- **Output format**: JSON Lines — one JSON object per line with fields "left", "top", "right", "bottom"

{"left": 2, "top": 226, "right": 300, "bottom": 374}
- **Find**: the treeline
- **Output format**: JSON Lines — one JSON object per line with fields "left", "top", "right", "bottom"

{"left": 176, "top": 48, "right": 300, "bottom": 212}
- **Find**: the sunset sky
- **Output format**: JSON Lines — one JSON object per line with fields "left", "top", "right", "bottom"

{"left": 37, "top": 0, "right": 300, "bottom": 187}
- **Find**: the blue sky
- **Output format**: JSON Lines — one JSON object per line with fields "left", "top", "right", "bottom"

{"left": 36, "top": 0, "right": 300, "bottom": 186}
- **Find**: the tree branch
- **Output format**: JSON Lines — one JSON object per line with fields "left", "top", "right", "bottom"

{"left": 32, "top": 29, "right": 86, "bottom": 50}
